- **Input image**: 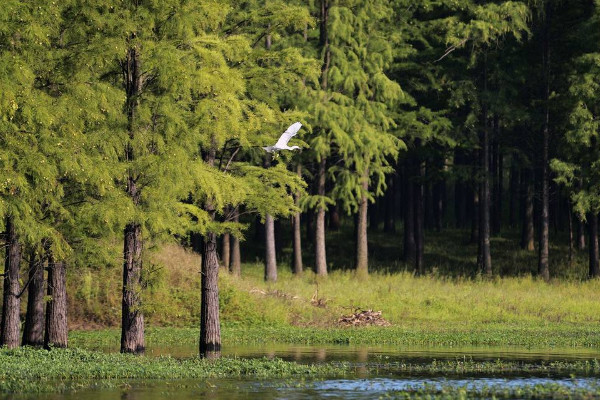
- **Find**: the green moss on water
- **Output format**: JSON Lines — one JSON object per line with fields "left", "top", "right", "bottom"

{"left": 0, "top": 347, "right": 347, "bottom": 393}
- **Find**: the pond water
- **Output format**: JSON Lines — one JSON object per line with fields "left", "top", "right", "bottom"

{"left": 6, "top": 344, "right": 600, "bottom": 399}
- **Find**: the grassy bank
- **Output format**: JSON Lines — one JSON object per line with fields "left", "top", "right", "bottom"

{"left": 69, "top": 241, "right": 600, "bottom": 331}
{"left": 70, "top": 324, "right": 600, "bottom": 349}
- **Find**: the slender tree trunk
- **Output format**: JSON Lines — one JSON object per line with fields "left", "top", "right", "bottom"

{"left": 589, "top": 213, "right": 599, "bottom": 278}
{"left": 538, "top": 5, "right": 551, "bottom": 281}
{"left": 44, "top": 257, "right": 67, "bottom": 349}
{"left": 492, "top": 137, "right": 503, "bottom": 235}
{"left": 293, "top": 165, "right": 303, "bottom": 275}
{"left": 355, "top": 170, "right": 369, "bottom": 277}
{"left": 314, "top": 0, "right": 329, "bottom": 277}
{"left": 200, "top": 146, "right": 221, "bottom": 359}
{"left": 478, "top": 59, "right": 492, "bottom": 277}
{"left": 414, "top": 157, "right": 425, "bottom": 275}
{"left": 521, "top": 167, "right": 535, "bottom": 251}
{"left": 221, "top": 233, "right": 230, "bottom": 269}
{"left": 1, "top": 216, "right": 21, "bottom": 349}
{"left": 403, "top": 160, "right": 416, "bottom": 262}
{"left": 121, "top": 45, "right": 145, "bottom": 354}
{"left": 264, "top": 214, "right": 277, "bottom": 282}
{"left": 230, "top": 210, "right": 241, "bottom": 277}
{"left": 315, "top": 157, "right": 328, "bottom": 276}
{"left": 23, "top": 251, "right": 45, "bottom": 347}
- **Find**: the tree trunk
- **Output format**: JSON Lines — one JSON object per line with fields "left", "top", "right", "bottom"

{"left": 315, "top": 157, "right": 328, "bottom": 276}
{"left": 478, "top": 135, "right": 492, "bottom": 276}
{"left": 121, "top": 45, "right": 145, "bottom": 354}
{"left": 1, "top": 216, "right": 21, "bottom": 349}
{"left": 264, "top": 214, "right": 277, "bottom": 282}
{"left": 200, "top": 146, "right": 221, "bottom": 359}
{"left": 355, "top": 170, "right": 369, "bottom": 277}
{"left": 477, "top": 60, "right": 492, "bottom": 277}
{"left": 230, "top": 210, "right": 241, "bottom": 277}
{"left": 521, "top": 167, "right": 535, "bottom": 251}
{"left": 221, "top": 233, "right": 230, "bottom": 270}
{"left": 403, "top": 160, "right": 416, "bottom": 262}
{"left": 121, "top": 222, "right": 144, "bottom": 354}
{"left": 414, "top": 158, "right": 425, "bottom": 275}
{"left": 492, "top": 135, "right": 503, "bottom": 235}
{"left": 45, "top": 257, "right": 67, "bottom": 349}
{"left": 293, "top": 165, "right": 303, "bottom": 275}
{"left": 538, "top": 9, "right": 551, "bottom": 281}
{"left": 589, "top": 213, "right": 599, "bottom": 278}
{"left": 200, "top": 231, "right": 221, "bottom": 358}
{"left": 23, "top": 251, "right": 45, "bottom": 347}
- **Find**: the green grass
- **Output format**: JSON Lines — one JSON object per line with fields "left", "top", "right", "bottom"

{"left": 70, "top": 323, "right": 600, "bottom": 349}
{"left": 69, "top": 240, "right": 600, "bottom": 329}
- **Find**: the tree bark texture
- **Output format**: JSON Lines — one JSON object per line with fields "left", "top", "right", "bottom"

{"left": 200, "top": 146, "right": 221, "bottom": 359}
{"left": 121, "top": 44, "right": 145, "bottom": 354}
{"left": 315, "top": 157, "right": 328, "bottom": 276}
{"left": 44, "top": 257, "right": 67, "bottom": 349}
{"left": 1, "top": 216, "right": 21, "bottom": 349}
{"left": 121, "top": 222, "right": 144, "bottom": 354}
{"left": 264, "top": 214, "right": 277, "bottom": 282}
{"left": 200, "top": 231, "right": 221, "bottom": 358}
{"left": 23, "top": 252, "right": 45, "bottom": 347}
{"left": 355, "top": 170, "right": 369, "bottom": 277}
{"left": 221, "top": 233, "right": 230, "bottom": 270}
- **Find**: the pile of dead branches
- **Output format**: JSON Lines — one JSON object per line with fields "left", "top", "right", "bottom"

{"left": 337, "top": 309, "right": 390, "bottom": 327}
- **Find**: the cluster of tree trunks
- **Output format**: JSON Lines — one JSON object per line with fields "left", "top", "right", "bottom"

{"left": 1, "top": 217, "right": 69, "bottom": 350}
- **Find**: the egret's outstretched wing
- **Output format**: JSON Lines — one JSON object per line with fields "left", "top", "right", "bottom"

{"left": 274, "top": 122, "right": 302, "bottom": 148}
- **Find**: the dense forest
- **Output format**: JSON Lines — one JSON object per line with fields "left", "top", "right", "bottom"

{"left": 1, "top": 0, "right": 600, "bottom": 358}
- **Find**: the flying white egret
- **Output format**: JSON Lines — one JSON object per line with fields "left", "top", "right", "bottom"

{"left": 262, "top": 122, "right": 303, "bottom": 153}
